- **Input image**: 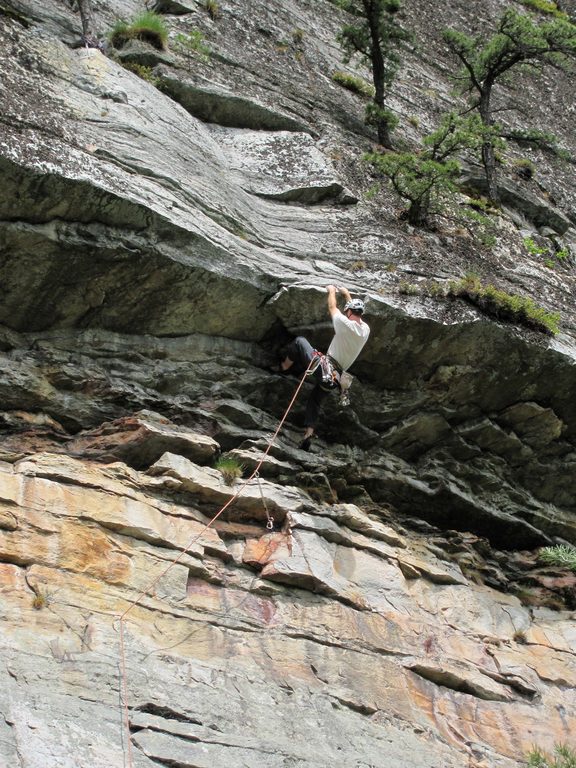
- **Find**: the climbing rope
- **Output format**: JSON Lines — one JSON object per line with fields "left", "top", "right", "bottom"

{"left": 117, "top": 358, "right": 315, "bottom": 768}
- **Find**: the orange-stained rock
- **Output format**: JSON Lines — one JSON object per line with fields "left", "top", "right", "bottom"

{"left": 242, "top": 531, "right": 291, "bottom": 567}
{"left": 0, "top": 453, "right": 575, "bottom": 768}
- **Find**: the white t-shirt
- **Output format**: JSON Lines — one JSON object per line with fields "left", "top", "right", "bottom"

{"left": 327, "top": 311, "right": 370, "bottom": 371}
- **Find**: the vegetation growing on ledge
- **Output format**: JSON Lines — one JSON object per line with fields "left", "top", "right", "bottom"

{"left": 110, "top": 11, "right": 169, "bottom": 51}
{"left": 121, "top": 63, "right": 161, "bottom": 87}
{"left": 174, "top": 29, "right": 211, "bottom": 63}
{"left": 520, "top": 0, "right": 569, "bottom": 20}
{"left": 448, "top": 275, "right": 561, "bottom": 335}
{"left": 215, "top": 455, "right": 244, "bottom": 485}
{"left": 538, "top": 544, "right": 576, "bottom": 572}
{"left": 399, "top": 275, "right": 561, "bottom": 336}
{"left": 332, "top": 70, "right": 375, "bottom": 97}
{"left": 527, "top": 743, "right": 576, "bottom": 767}
{"left": 524, "top": 237, "right": 571, "bottom": 270}
{"left": 205, "top": 0, "right": 220, "bottom": 20}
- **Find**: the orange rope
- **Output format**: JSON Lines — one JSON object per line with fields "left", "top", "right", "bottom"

{"left": 118, "top": 360, "right": 314, "bottom": 767}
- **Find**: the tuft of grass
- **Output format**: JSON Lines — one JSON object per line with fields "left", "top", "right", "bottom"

{"left": 514, "top": 158, "right": 536, "bottom": 180}
{"left": 332, "top": 70, "right": 375, "bottom": 98}
{"left": 215, "top": 455, "right": 244, "bottom": 486}
{"left": 513, "top": 629, "right": 528, "bottom": 644}
{"left": 292, "top": 28, "right": 305, "bottom": 44}
{"left": 527, "top": 743, "right": 576, "bottom": 767}
{"left": 110, "top": 11, "right": 169, "bottom": 51}
{"left": 174, "top": 29, "right": 211, "bottom": 63}
{"left": 205, "top": 0, "right": 220, "bottom": 19}
{"left": 398, "top": 282, "right": 421, "bottom": 296}
{"left": 447, "top": 274, "right": 560, "bottom": 336}
{"left": 520, "top": 0, "right": 569, "bottom": 18}
{"left": 465, "top": 195, "right": 499, "bottom": 215}
{"left": 32, "top": 588, "right": 48, "bottom": 610}
{"left": 538, "top": 544, "right": 576, "bottom": 572}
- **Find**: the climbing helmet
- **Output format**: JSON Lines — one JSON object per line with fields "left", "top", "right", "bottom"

{"left": 343, "top": 298, "right": 365, "bottom": 315}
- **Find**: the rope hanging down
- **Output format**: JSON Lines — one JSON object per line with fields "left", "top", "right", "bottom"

{"left": 117, "top": 359, "right": 315, "bottom": 768}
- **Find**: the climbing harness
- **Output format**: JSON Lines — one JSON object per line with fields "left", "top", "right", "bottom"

{"left": 306, "top": 351, "right": 354, "bottom": 406}
{"left": 116, "top": 357, "right": 315, "bottom": 768}
{"left": 307, "top": 350, "right": 341, "bottom": 391}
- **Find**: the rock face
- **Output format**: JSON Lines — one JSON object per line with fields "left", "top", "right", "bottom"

{"left": 1, "top": 447, "right": 576, "bottom": 768}
{"left": 0, "top": 0, "right": 575, "bottom": 766}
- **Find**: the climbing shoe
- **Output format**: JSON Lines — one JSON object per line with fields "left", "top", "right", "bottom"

{"left": 299, "top": 436, "right": 313, "bottom": 451}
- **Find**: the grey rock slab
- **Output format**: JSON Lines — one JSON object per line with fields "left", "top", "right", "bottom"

{"left": 497, "top": 401, "right": 565, "bottom": 448}
{"left": 328, "top": 503, "right": 406, "bottom": 546}
{"left": 461, "top": 171, "right": 572, "bottom": 234}
{"left": 0, "top": 37, "right": 338, "bottom": 337}
{"left": 455, "top": 418, "right": 533, "bottom": 463}
{"left": 69, "top": 410, "right": 220, "bottom": 467}
{"left": 407, "top": 662, "right": 517, "bottom": 703}
{"left": 210, "top": 126, "right": 348, "bottom": 203}
{"left": 152, "top": 0, "right": 199, "bottom": 12}
{"left": 396, "top": 552, "right": 467, "bottom": 586}
{"left": 157, "top": 68, "right": 313, "bottom": 133}
{"left": 288, "top": 510, "right": 399, "bottom": 563}
{"left": 226, "top": 446, "right": 295, "bottom": 477}
{"left": 259, "top": 528, "right": 355, "bottom": 599}
{"left": 148, "top": 452, "right": 307, "bottom": 521}
{"left": 0, "top": 652, "right": 156, "bottom": 768}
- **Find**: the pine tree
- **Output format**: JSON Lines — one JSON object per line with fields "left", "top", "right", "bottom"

{"left": 444, "top": 8, "right": 576, "bottom": 200}
{"left": 366, "top": 113, "right": 491, "bottom": 228}
{"left": 337, "top": 0, "right": 410, "bottom": 148}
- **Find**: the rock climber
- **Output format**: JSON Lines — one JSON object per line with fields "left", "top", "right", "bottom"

{"left": 278, "top": 285, "right": 370, "bottom": 451}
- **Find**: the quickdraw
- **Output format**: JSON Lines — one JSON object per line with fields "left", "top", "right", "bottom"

{"left": 254, "top": 470, "right": 274, "bottom": 530}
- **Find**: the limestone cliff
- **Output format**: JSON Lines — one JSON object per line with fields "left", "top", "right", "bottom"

{"left": 0, "top": 0, "right": 575, "bottom": 766}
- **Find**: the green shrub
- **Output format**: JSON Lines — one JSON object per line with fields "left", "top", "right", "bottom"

{"left": 514, "top": 158, "right": 536, "bottom": 180}
{"left": 524, "top": 237, "right": 571, "bottom": 270}
{"left": 174, "top": 29, "right": 211, "bottom": 63}
{"left": 527, "top": 743, "right": 576, "bottom": 767}
{"left": 122, "top": 63, "right": 161, "bottom": 87}
{"left": 524, "top": 237, "right": 547, "bottom": 257}
{"left": 398, "top": 282, "right": 421, "bottom": 296}
{"left": 447, "top": 274, "right": 560, "bottom": 335}
{"left": 505, "top": 128, "right": 571, "bottom": 160}
{"left": 538, "top": 544, "right": 576, "bottom": 572}
{"left": 332, "top": 70, "right": 375, "bottom": 98}
{"left": 215, "top": 455, "right": 244, "bottom": 485}
{"left": 364, "top": 102, "right": 398, "bottom": 131}
{"left": 520, "top": 0, "right": 569, "bottom": 19}
{"left": 110, "top": 11, "right": 169, "bottom": 51}
{"left": 366, "top": 112, "right": 492, "bottom": 228}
